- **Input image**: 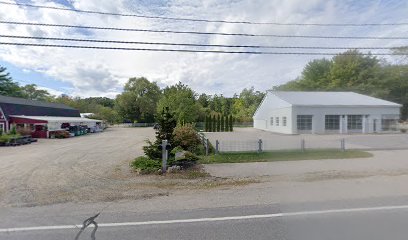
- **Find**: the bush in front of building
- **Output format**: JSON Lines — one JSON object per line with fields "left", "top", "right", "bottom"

{"left": 173, "top": 123, "right": 201, "bottom": 153}
{"left": 0, "top": 133, "right": 21, "bottom": 144}
{"left": 133, "top": 108, "right": 205, "bottom": 174}
{"left": 130, "top": 156, "right": 161, "bottom": 174}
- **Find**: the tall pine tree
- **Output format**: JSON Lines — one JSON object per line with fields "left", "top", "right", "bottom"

{"left": 0, "top": 66, "right": 21, "bottom": 97}
{"left": 211, "top": 115, "right": 217, "bottom": 132}
{"left": 217, "top": 115, "right": 221, "bottom": 132}
{"left": 225, "top": 115, "right": 229, "bottom": 132}
{"left": 221, "top": 115, "right": 225, "bottom": 132}
{"left": 229, "top": 115, "right": 233, "bottom": 131}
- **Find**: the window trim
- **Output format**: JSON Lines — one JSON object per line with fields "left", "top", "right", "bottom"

{"left": 297, "top": 115, "right": 313, "bottom": 131}
{"left": 347, "top": 115, "right": 363, "bottom": 130}
{"left": 325, "top": 115, "right": 340, "bottom": 130}
{"left": 275, "top": 117, "right": 279, "bottom": 126}
{"left": 282, "top": 117, "right": 287, "bottom": 126}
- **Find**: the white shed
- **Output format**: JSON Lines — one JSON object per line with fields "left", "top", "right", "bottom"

{"left": 253, "top": 91, "right": 401, "bottom": 134}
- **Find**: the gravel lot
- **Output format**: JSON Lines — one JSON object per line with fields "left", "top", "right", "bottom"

{"left": 205, "top": 128, "right": 408, "bottom": 151}
{"left": 0, "top": 127, "right": 156, "bottom": 207}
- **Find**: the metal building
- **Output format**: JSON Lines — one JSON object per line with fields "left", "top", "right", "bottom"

{"left": 253, "top": 91, "right": 401, "bottom": 134}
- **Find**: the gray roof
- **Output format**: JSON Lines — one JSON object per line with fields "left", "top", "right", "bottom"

{"left": 0, "top": 94, "right": 76, "bottom": 110}
{"left": 270, "top": 91, "right": 401, "bottom": 107}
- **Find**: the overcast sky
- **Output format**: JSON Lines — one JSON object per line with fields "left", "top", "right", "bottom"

{"left": 0, "top": 0, "right": 407, "bottom": 98}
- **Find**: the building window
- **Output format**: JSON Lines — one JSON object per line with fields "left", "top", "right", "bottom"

{"left": 297, "top": 115, "right": 312, "bottom": 130}
{"left": 325, "top": 115, "right": 340, "bottom": 130}
{"left": 381, "top": 115, "right": 398, "bottom": 131}
{"left": 276, "top": 117, "right": 279, "bottom": 126}
{"left": 270, "top": 117, "right": 273, "bottom": 126}
{"left": 347, "top": 115, "right": 363, "bottom": 130}
{"left": 282, "top": 117, "right": 287, "bottom": 126}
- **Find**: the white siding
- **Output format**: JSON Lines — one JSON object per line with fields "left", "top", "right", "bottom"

{"left": 253, "top": 92, "right": 293, "bottom": 134}
{"left": 293, "top": 106, "right": 400, "bottom": 134}
{"left": 254, "top": 91, "right": 401, "bottom": 134}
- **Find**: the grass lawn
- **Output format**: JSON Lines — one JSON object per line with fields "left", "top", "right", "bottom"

{"left": 199, "top": 149, "right": 372, "bottom": 164}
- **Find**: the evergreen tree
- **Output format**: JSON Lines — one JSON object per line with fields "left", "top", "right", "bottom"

{"left": 143, "top": 107, "right": 177, "bottom": 159}
{"left": 217, "top": 115, "right": 221, "bottom": 132}
{"left": 204, "top": 115, "right": 208, "bottom": 131}
{"left": 207, "top": 115, "right": 210, "bottom": 132}
{"left": 206, "top": 115, "right": 210, "bottom": 132}
{"left": 225, "top": 115, "right": 229, "bottom": 132}
{"left": 212, "top": 115, "right": 217, "bottom": 132}
{"left": 221, "top": 115, "right": 225, "bottom": 132}
{"left": 0, "top": 66, "right": 21, "bottom": 97}
{"left": 229, "top": 115, "right": 233, "bottom": 131}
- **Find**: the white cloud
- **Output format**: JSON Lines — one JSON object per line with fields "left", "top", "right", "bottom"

{"left": 36, "top": 86, "right": 64, "bottom": 96}
{"left": 0, "top": 0, "right": 407, "bottom": 97}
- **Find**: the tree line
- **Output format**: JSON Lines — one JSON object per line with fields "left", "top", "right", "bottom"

{"left": 204, "top": 114, "right": 233, "bottom": 132}
{"left": 0, "top": 68, "right": 264, "bottom": 124}
{"left": 275, "top": 49, "right": 408, "bottom": 119}
{"left": 2, "top": 48, "right": 408, "bottom": 123}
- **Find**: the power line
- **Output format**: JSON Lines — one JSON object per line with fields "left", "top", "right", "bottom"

{"left": 0, "top": 35, "right": 402, "bottom": 50}
{"left": 1, "top": 21, "right": 408, "bottom": 39}
{"left": 0, "top": 42, "right": 406, "bottom": 55}
{"left": 0, "top": 0, "right": 407, "bottom": 27}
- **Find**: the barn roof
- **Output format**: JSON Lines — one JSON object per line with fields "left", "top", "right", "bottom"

{"left": 0, "top": 95, "right": 76, "bottom": 109}
{"left": 270, "top": 91, "right": 401, "bottom": 107}
{"left": 0, "top": 94, "right": 80, "bottom": 119}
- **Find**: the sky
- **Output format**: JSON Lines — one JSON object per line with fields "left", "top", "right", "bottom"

{"left": 0, "top": 0, "right": 407, "bottom": 98}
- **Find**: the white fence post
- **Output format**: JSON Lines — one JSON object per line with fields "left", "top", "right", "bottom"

{"left": 341, "top": 138, "right": 346, "bottom": 151}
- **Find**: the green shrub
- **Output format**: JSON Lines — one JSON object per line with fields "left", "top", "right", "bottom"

{"left": 130, "top": 156, "right": 161, "bottom": 174}
{"left": 10, "top": 126, "right": 17, "bottom": 135}
{"left": 143, "top": 139, "right": 162, "bottom": 160}
{"left": 0, "top": 133, "right": 20, "bottom": 143}
{"left": 0, "top": 135, "right": 8, "bottom": 143}
{"left": 173, "top": 124, "right": 201, "bottom": 153}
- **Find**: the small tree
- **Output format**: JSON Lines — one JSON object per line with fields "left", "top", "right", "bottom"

{"left": 204, "top": 115, "right": 208, "bottom": 132}
{"left": 143, "top": 107, "right": 177, "bottom": 159}
{"left": 216, "top": 115, "right": 221, "bottom": 132}
{"left": 221, "top": 115, "right": 225, "bottom": 132}
{"left": 229, "top": 115, "right": 233, "bottom": 131}
{"left": 212, "top": 115, "right": 216, "bottom": 132}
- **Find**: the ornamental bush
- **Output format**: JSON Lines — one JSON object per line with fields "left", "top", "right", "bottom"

{"left": 130, "top": 156, "right": 161, "bottom": 174}
{"left": 173, "top": 123, "right": 201, "bottom": 153}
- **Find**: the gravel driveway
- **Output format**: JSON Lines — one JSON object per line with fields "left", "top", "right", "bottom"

{"left": 0, "top": 127, "right": 156, "bottom": 207}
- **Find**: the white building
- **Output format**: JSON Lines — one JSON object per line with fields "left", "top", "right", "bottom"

{"left": 253, "top": 91, "right": 401, "bottom": 134}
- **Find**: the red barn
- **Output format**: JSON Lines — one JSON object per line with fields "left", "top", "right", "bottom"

{"left": 0, "top": 95, "right": 102, "bottom": 138}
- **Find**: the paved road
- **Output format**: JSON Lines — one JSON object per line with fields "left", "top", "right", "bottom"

{"left": 0, "top": 127, "right": 155, "bottom": 207}
{"left": 2, "top": 197, "right": 408, "bottom": 240}
{"left": 204, "top": 149, "right": 408, "bottom": 178}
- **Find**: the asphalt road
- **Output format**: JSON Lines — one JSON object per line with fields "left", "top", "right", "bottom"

{"left": 2, "top": 197, "right": 408, "bottom": 240}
